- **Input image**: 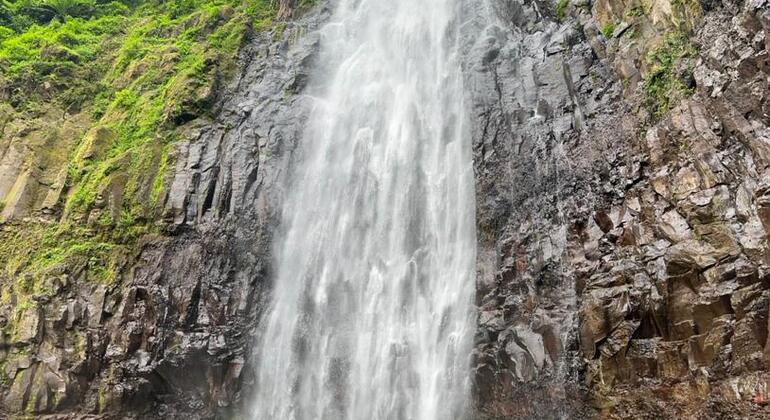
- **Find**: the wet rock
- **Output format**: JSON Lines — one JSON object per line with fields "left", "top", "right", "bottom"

{"left": 471, "top": 0, "right": 770, "bottom": 418}
{"left": 0, "top": 0, "right": 768, "bottom": 418}
{"left": 0, "top": 5, "right": 329, "bottom": 418}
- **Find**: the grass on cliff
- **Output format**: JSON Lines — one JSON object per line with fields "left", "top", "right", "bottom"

{"left": 643, "top": 32, "right": 697, "bottom": 117}
{"left": 601, "top": 22, "right": 616, "bottom": 38}
{"left": 555, "top": 0, "right": 568, "bottom": 21}
{"left": 0, "top": 1, "right": 283, "bottom": 301}
{"left": 1, "top": 0, "right": 280, "bottom": 223}
{"left": 0, "top": 221, "right": 141, "bottom": 288}
{"left": 0, "top": 220, "right": 142, "bottom": 347}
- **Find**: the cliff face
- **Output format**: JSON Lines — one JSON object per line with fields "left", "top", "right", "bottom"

{"left": 0, "top": 1, "right": 325, "bottom": 417}
{"left": 471, "top": 0, "right": 770, "bottom": 418}
{"left": 0, "top": 0, "right": 769, "bottom": 418}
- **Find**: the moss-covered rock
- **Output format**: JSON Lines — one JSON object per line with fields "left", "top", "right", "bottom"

{"left": 0, "top": 3, "right": 296, "bottom": 416}
{"left": 583, "top": 0, "right": 703, "bottom": 93}
{"left": 0, "top": 0, "right": 280, "bottom": 288}
{"left": 643, "top": 31, "right": 698, "bottom": 116}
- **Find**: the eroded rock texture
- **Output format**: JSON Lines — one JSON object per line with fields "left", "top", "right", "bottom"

{"left": 471, "top": 0, "right": 770, "bottom": 418}
{"left": 0, "top": 7, "right": 326, "bottom": 418}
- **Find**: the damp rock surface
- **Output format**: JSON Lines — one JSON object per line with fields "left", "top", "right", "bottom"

{"left": 470, "top": 0, "right": 770, "bottom": 418}
{"left": 1, "top": 0, "right": 770, "bottom": 419}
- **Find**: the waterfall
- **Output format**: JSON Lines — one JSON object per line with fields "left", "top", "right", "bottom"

{"left": 250, "top": 0, "right": 477, "bottom": 418}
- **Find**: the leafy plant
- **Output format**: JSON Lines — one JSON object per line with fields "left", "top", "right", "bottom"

{"left": 601, "top": 22, "right": 616, "bottom": 38}
{"left": 643, "top": 31, "right": 698, "bottom": 117}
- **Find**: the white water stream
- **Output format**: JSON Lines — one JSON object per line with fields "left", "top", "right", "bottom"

{"left": 250, "top": 0, "right": 477, "bottom": 418}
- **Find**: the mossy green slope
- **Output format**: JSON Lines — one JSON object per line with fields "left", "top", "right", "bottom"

{"left": 0, "top": 0, "right": 282, "bottom": 330}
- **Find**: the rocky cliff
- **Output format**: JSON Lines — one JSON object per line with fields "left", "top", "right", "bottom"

{"left": 0, "top": 1, "right": 323, "bottom": 418}
{"left": 0, "top": 0, "right": 769, "bottom": 419}
{"left": 471, "top": 0, "right": 770, "bottom": 418}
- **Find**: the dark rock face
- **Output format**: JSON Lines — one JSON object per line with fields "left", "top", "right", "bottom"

{"left": 469, "top": 0, "right": 770, "bottom": 418}
{"left": 466, "top": 1, "right": 620, "bottom": 417}
{"left": 463, "top": 2, "right": 605, "bottom": 418}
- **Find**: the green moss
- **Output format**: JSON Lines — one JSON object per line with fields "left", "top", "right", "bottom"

{"left": 97, "top": 385, "right": 108, "bottom": 411}
{"left": 0, "top": 222, "right": 133, "bottom": 286}
{"left": 0, "top": 14, "right": 125, "bottom": 108}
{"left": 297, "top": 0, "right": 319, "bottom": 8}
{"left": 0, "top": 359, "right": 9, "bottom": 387}
{"left": 246, "top": 0, "right": 278, "bottom": 31}
{"left": 209, "top": 17, "right": 247, "bottom": 57}
{"left": 643, "top": 32, "right": 697, "bottom": 117}
{"left": 31, "top": 0, "right": 280, "bottom": 223}
{"left": 0, "top": 1, "right": 283, "bottom": 297}
{"left": 5, "top": 298, "right": 36, "bottom": 345}
{"left": 601, "top": 22, "right": 616, "bottom": 38}
{"left": 625, "top": 5, "right": 646, "bottom": 19}
{"left": 556, "top": 0, "right": 569, "bottom": 20}
{"left": 150, "top": 141, "right": 174, "bottom": 206}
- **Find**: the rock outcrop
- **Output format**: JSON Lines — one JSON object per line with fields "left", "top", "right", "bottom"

{"left": 0, "top": 5, "right": 326, "bottom": 418}
{"left": 470, "top": 0, "right": 770, "bottom": 418}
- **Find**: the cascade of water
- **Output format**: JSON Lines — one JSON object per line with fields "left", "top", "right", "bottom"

{"left": 250, "top": 0, "right": 476, "bottom": 418}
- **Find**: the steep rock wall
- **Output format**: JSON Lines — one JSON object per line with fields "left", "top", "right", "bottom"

{"left": 471, "top": 0, "right": 770, "bottom": 418}
{"left": 0, "top": 4, "right": 326, "bottom": 417}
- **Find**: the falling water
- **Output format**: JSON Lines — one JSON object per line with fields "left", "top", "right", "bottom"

{"left": 250, "top": 0, "right": 476, "bottom": 418}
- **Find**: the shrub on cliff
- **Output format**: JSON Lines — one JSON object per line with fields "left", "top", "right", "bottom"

{"left": 643, "top": 32, "right": 698, "bottom": 117}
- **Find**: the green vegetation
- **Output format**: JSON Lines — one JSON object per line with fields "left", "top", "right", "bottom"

{"left": 1, "top": 0, "right": 282, "bottom": 220}
{"left": 555, "top": 0, "right": 569, "bottom": 21}
{"left": 0, "top": 1, "right": 286, "bottom": 296}
{"left": 625, "top": 5, "right": 645, "bottom": 19}
{"left": 600, "top": 22, "right": 616, "bottom": 38}
{"left": 643, "top": 32, "right": 697, "bottom": 117}
{"left": 0, "top": 220, "right": 146, "bottom": 289}
{"left": 0, "top": 219, "right": 150, "bottom": 343}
